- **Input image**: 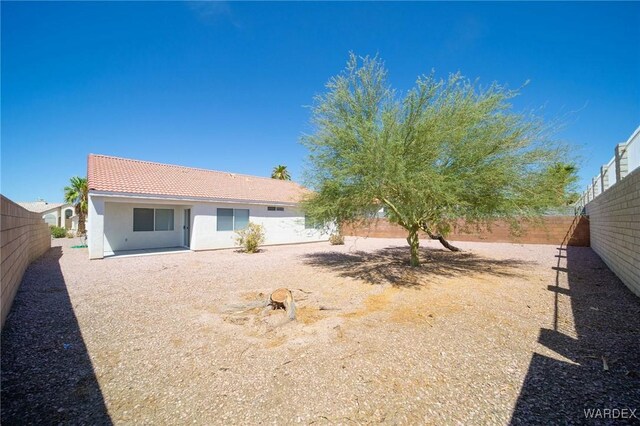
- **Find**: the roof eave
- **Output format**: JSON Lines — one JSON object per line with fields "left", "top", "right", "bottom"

{"left": 88, "top": 190, "right": 301, "bottom": 207}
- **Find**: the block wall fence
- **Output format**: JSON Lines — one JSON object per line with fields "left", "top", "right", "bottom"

{"left": 585, "top": 167, "right": 640, "bottom": 297}
{"left": 343, "top": 216, "right": 590, "bottom": 247}
{"left": 1, "top": 195, "right": 51, "bottom": 327}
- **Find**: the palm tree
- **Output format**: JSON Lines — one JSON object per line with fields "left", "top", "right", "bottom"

{"left": 271, "top": 165, "right": 291, "bottom": 180}
{"left": 64, "top": 176, "right": 88, "bottom": 235}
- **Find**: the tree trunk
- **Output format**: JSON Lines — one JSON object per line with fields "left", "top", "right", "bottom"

{"left": 78, "top": 212, "right": 86, "bottom": 235}
{"left": 269, "top": 288, "right": 296, "bottom": 320}
{"left": 407, "top": 227, "right": 421, "bottom": 267}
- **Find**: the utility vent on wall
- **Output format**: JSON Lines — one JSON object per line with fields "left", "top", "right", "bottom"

{"left": 267, "top": 206, "right": 284, "bottom": 211}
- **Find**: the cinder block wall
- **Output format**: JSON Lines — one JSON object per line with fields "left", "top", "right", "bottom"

{"left": 343, "top": 216, "right": 590, "bottom": 247}
{"left": 1, "top": 195, "right": 52, "bottom": 327}
{"left": 586, "top": 167, "right": 640, "bottom": 297}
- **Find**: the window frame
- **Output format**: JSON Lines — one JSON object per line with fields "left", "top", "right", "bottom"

{"left": 233, "top": 209, "right": 250, "bottom": 231}
{"left": 154, "top": 208, "right": 175, "bottom": 231}
{"left": 133, "top": 208, "right": 175, "bottom": 232}
{"left": 133, "top": 208, "right": 155, "bottom": 232}
{"left": 217, "top": 208, "right": 250, "bottom": 231}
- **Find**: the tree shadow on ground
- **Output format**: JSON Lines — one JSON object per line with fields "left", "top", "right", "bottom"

{"left": 1, "top": 247, "right": 112, "bottom": 425}
{"left": 303, "top": 245, "right": 532, "bottom": 287}
{"left": 510, "top": 240, "right": 640, "bottom": 424}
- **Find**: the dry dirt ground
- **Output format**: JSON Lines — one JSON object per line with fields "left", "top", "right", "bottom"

{"left": 2, "top": 237, "right": 639, "bottom": 425}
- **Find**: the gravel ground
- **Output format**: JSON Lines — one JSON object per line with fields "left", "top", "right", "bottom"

{"left": 2, "top": 237, "right": 639, "bottom": 425}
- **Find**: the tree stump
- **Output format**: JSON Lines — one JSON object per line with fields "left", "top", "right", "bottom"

{"left": 269, "top": 288, "right": 297, "bottom": 320}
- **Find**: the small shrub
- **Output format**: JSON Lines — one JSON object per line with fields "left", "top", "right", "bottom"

{"left": 329, "top": 233, "right": 345, "bottom": 245}
{"left": 50, "top": 226, "right": 66, "bottom": 238}
{"left": 235, "top": 222, "right": 265, "bottom": 253}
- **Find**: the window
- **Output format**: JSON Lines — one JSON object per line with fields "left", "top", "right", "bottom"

{"left": 44, "top": 213, "right": 56, "bottom": 226}
{"left": 217, "top": 208, "right": 250, "bottom": 231}
{"left": 234, "top": 209, "right": 249, "bottom": 230}
{"left": 65, "top": 209, "right": 73, "bottom": 219}
{"left": 155, "top": 209, "right": 174, "bottom": 231}
{"left": 217, "top": 208, "right": 234, "bottom": 231}
{"left": 267, "top": 206, "right": 285, "bottom": 211}
{"left": 133, "top": 208, "right": 174, "bottom": 231}
{"left": 133, "top": 208, "right": 154, "bottom": 231}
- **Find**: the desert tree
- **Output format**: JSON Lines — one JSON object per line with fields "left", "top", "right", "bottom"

{"left": 302, "top": 54, "right": 576, "bottom": 267}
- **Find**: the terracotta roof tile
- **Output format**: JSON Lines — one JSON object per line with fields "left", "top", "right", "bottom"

{"left": 87, "top": 154, "right": 308, "bottom": 204}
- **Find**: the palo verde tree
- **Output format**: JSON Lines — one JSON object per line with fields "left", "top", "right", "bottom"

{"left": 302, "top": 54, "right": 576, "bottom": 267}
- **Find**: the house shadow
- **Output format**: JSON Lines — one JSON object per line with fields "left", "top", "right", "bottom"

{"left": 510, "top": 241, "right": 640, "bottom": 423}
{"left": 303, "top": 245, "right": 530, "bottom": 287}
{"left": 1, "top": 247, "right": 112, "bottom": 425}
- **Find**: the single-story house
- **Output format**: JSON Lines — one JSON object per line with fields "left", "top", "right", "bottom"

{"left": 87, "top": 154, "right": 330, "bottom": 259}
{"left": 17, "top": 200, "right": 76, "bottom": 229}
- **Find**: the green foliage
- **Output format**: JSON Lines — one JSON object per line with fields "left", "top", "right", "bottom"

{"left": 329, "top": 233, "right": 345, "bottom": 245}
{"left": 234, "top": 222, "right": 266, "bottom": 253}
{"left": 64, "top": 176, "right": 88, "bottom": 235}
{"left": 271, "top": 165, "right": 291, "bottom": 180}
{"left": 302, "top": 54, "right": 577, "bottom": 266}
{"left": 50, "top": 226, "right": 66, "bottom": 238}
{"left": 546, "top": 163, "right": 579, "bottom": 206}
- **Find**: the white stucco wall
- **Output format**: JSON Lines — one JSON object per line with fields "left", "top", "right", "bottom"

{"left": 103, "top": 202, "right": 186, "bottom": 255}
{"left": 88, "top": 193, "right": 330, "bottom": 259}
{"left": 42, "top": 210, "right": 59, "bottom": 227}
{"left": 62, "top": 207, "right": 74, "bottom": 228}
{"left": 41, "top": 206, "right": 74, "bottom": 229}
{"left": 88, "top": 195, "right": 105, "bottom": 259}
{"left": 189, "top": 202, "right": 329, "bottom": 251}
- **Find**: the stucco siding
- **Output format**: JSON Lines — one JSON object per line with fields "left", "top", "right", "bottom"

{"left": 189, "top": 202, "right": 329, "bottom": 251}
{"left": 89, "top": 194, "right": 330, "bottom": 258}
{"left": 39, "top": 206, "right": 74, "bottom": 229}
{"left": 103, "top": 202, "right": 186, "bottom": 254}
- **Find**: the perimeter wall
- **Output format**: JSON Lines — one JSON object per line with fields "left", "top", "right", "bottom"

{"left": 585, "top": 167, "right": 640, "bottom": 297}
{"left": 1, "top": 195, "right": 51, "bottom": 327}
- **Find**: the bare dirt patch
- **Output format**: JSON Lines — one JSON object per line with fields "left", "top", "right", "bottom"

{"left": 295, "top": 306, "right": 325, "bottom": 325}
{"left": 2, "top": 237, "right": 639, "bottom": 424}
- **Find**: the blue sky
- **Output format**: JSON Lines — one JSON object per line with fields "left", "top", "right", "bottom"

{"left": 2, "top": 1, "right": 639, "bottom": 202}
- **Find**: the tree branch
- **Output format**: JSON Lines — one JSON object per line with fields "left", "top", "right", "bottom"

{"left": 381, "top": 197, "right": 406, "bottom": 227}
{"left": 418, "top": 222, "right": 461, "bottom": 252}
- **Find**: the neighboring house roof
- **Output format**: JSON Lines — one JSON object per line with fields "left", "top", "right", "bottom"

{"left": 87, "top": 154, "right": 310, "bottom": 204}
{"left": 17, "top": 201, "right": 70, "bottom": 214}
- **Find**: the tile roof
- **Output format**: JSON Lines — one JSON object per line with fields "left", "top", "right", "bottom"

{"left": 87, "top": 154, "right": 309, "bottom": 205}
{"left": 17, "top": 201, "right": 69, "bottom": 213}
